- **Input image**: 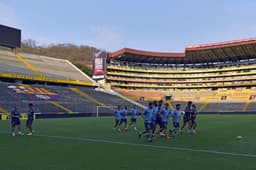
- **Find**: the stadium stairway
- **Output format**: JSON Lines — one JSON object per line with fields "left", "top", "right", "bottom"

{"left": 0, "top": 50, "right": 36, "bottom": 76}
{"left": 242, "top": 100, "right": 251, "bottom": 112}
{"left": 246, "top": 101, "right": 256, "bottom": 112}
{"left": 76, "top": 86, "right": 145, "bottom": 112}
{"left": 15, "top": 53, "right": 45, "bottom": 78}
{"left": 47, "top": 101, "right": 73, "bottom": 114}
{"left": 198, "top": 100, "right": 210, "bottom": 112}
{"left": 70, "top": 87, "right": 105, "bottom": 107}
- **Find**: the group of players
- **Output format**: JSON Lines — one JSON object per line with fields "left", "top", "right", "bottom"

{"left": 113, "top": 105, "right": 138, "bottom": 132}
{"left": 113, "top": 100, "right": 197, "bottom": 142}
{"left": 8, "top": 103, "right": 35, "bottom": 136}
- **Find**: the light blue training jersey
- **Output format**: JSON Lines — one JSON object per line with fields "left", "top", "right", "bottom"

{"left": 130, "top": 108, "right": 137, "bottom": 119}
{"left": 172, "top": 109, "right": 181, "bottom": 123}
{"left": 114, "top": 109, "right": 121, "bottom": 120}
{"left": 120, "top": 108, "right": 128, "bottom": 119}
{"left": 161, "top": 108, "right": 171, "bottom": 122}
{"left": 142, "top": 108, "right": 153, "bottom": 123}
{"left": 152, "top": 105, "right": 159, "bottom": 120}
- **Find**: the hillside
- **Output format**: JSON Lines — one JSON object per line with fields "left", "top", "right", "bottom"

{"left": 18, "top": 39, "right": 99, "bottom": 66}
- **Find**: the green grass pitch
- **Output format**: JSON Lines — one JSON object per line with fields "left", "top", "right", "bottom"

{"left": 0, "top": 115, "right": 256, "bottom": 170}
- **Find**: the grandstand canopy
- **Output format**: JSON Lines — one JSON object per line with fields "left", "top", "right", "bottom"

{"left": 108, "top": 38, "right": 256, "bottom": 64}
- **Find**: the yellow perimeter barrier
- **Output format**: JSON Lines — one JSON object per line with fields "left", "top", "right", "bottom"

{"left": 0, "top": 72, "right": 93, "bottom": 86}
{"left": 1, "top": 113, "right": 32, "bottom": 120}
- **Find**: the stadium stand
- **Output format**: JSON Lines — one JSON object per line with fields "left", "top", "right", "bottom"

{"left": 1, "top": 35, "right": 255, "bottom": 115}
{"left": 0, "top": 49, "right": 95, "bottom": 86}
{"left": 0, "top": 50, "right": 36, "bottom": 76}
{"left": 0, "top": 48, "right": 141, "bottom": 117}
{"left": 106, "top": 38, "right": 256, "bottom": 113}
{"left": 0, "top": 81, "right": 139, "bottom": 115}
{"left": 76, "top": 87, "right": 135, "bottom": 108}
{"left": 17, "top": 52, "right": 92, "bottom": 82}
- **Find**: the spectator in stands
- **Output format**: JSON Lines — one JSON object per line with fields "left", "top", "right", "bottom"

{"left": 10, "top": 106, "right": 24, "bottom": 136}
{"left": 129, "top": 105, "right": 137, "bottom": 131}
{"left": 26, "top": 103, "right": 35, "bottom": 136}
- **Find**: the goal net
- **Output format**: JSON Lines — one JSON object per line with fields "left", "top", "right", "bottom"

{"left": 96, "top": 105, "right": 117, "bottom": 117}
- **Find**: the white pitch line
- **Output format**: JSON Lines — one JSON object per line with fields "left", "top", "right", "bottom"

{"left": 34, "top": 134, "right": 256, "bottom": 158}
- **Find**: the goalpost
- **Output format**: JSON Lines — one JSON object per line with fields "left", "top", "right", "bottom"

{"left": 96, "top": 105, "right": 117, "bottom": 117}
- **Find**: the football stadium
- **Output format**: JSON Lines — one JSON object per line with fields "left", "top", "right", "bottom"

{"left": 1, "top": 3, "right": 256, "bottom": 169}
{"left": 106, "top": 39, "right": 256, "bottom": 113}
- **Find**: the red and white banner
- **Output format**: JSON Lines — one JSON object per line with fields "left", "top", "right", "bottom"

{"left": 92, "top": 51, "right": 106, "bottom": 79}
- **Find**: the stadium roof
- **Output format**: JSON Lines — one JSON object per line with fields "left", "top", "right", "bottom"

{"left": 108, "top": 37, "right": 256, "bottom": 64}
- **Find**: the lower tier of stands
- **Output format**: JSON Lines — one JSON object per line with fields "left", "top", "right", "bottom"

{"left": 115, "top": 88, "right": 256, "bottom": 113}
{"left": 0, "top": 82, "right": 136, "bottom": 116}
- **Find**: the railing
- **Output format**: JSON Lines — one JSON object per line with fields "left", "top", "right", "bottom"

{"left": 107, "top": 71, "right": 256, "bottom": 79}
{"left": 0, "top": 72, "right": 94, "bottom": 86}
{"left": 110, "top": 82, "right": 256, "bottom": 89}
{"left": 106, "top": 75, "right": 256, "bottom": 83}
{"left": 115, "top": 88, "right": 256, "bottom": 102}
{"left": 107, "top": 64, "right": 256, "bottom": 74}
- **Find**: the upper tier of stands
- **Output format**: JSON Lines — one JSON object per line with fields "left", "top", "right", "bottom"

{"left": 0, "top": 49, "right": 94, "bottom": 86}
{"left": 18, "top": 52, "right": 91, "bottom": 81}
{"left": 106, "top": 57, "right": 256, "bottom": 90}
{"left": 106, "top": 62, "right": 256, "bottom": 90}
{"left": 0, "top": 50, "right": 36, "bottom": 76}
{"left": 107, "top": 38, "right": 256, "bottom": 91}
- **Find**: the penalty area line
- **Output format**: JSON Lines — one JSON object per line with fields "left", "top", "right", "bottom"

{"left": 34, "top": 134, "right": 256, "bottom": 158}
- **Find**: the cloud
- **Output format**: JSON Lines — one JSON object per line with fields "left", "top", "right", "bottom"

{"left": 0, "top": 2, "right": 17, "bottom": 27}
{"left": 84, "top": 26, "right": 124, "bottom": 51}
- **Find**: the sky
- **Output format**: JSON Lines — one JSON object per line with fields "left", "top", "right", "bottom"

{"left": 0, "top": 0, "right": 256, "bottom": 52}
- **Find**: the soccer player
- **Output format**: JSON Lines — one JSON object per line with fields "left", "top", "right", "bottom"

{"left": 138, "top": 102, "right": 154, "bottom": 142}
{"left": 26, "top": 103, "right": 35, "bottom": 136}
{"left": 181, "top": 101, "right": 192, "bottom": 133}
{"left": 152, "top": 100, "right": 160, "bottom": 134}
{"left": 170, "top": 104, "right": 182, "bottom": 136}
{"left": 190, "top": 104, "right": 197, "bottom": 134}
{"left": 129, "top": 105, "right": 137, "bottom": 131}
{"left": 10, "top": 106, "right": 24, "bottom": 136}
{"left": 159, "top": 103, "right": 171, "bottom": 139}
{"left": 120, "top": 106, "right": 128, "bottom": 131}
{"left": 113, "top": 105, "right": 121, "bottom": 132}
{"left": 155, "top": 100, "right": 163, "bottom": 130}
